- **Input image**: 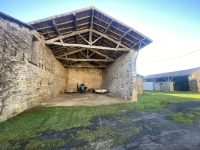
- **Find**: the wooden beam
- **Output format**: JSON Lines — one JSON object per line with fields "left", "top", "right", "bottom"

{"left": 89, "top": 9, "right": 94, "bottom": 44}
{"left": 116, "top": 42, "right": 120, "bottom": 48}
{"left": 56, "top": 48, "right": 86, "bottom": 58}
{"left": 56, "top": 20, "right": 73, "bottom": 26}
{"left": 65, "top": 65, "right": 106, "bottom": 68}
{"left": 52, "top": 20, "right": 62, "bottom": 36}
{"left": 48, "top": 42, "right": 132, "bottom": 51}
{"left": 98, "top": 20, "right": 113, "bottom": 46}
{"left": 73, "top": 13, "right": 78, "bottom": 44}
{"left": 80, "top": 51, "right": 87, "bottom": 58}
{"left": 89, "top": 52, "right": 95, "bottom": 58}
{"left": 131, "top": 38, "right": 146, "bottom": 48}
{"left": 45, "top": 29, "right": 90, "bottom": 43}
{"left": 35, "top": 25, "right": 52, "bottom": 31}
{"left": 89, "top": 49, "right": 114, "bottom": 61}
{"left": 78, "top": 33, "right": 90, "bottom": 44}
{"left": 91, "top": 35, "right": 102, "bottom": 45}
{"left": 57, "top": 58, "right": 115, "bottom": 62}
{"left": 92, "top": 29, "right": 129, "bottom": 48}
{"left": 119, "top": 29, "right": 131, "bottom": 41}
{"left": 45, "top": 29, "right": 129, "bottom": 49}
{"left": 105, "top": 20, "right": 113, "bottom": 33}
{"left": 94, "top": 62, "right": 107, "bottom": 67}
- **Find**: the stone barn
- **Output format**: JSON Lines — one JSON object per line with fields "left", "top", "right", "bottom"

{"left": 144, "top": 67, "right": 200, "bottom": 92}
{"left": 0, "top": 6, "right": 152, "bottom": 122}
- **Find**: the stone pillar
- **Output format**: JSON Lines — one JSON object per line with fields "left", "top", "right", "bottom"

{"left": 130, "top": 50, "right": 137, "bottom": 102}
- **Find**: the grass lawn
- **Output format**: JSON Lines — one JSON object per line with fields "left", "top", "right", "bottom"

{"left": 0, "top": 91, "right": 200, "bottom": 149}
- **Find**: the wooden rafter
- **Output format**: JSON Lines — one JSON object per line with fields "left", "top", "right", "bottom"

{"left": 91, "top": 35, "right": 102, "bottom": 44}
{"left": 47, "top": 42, "right": 132, "bottom": 51}
{"left": 89, "top": 9, "right": 94, "bottom": 44}
{"left": 64, "top": 65, "right": 106, "bottom": 68}
{"left": 52, "top": 20, "right": 62, "bottom": 36}
{"left": 57, "top": 58, "right": 115, "bottom": 62}
{"left": 89, "top": 49, "right": 114, "bottom": 60}
{"left": 73, "top": 13, "right": 78, "bottom": 44}
{"left": 78, "top": 33, "right": 90, "bottom": 44}
{"left": 45, "top": 29, "right": 90, "bottom": 43}
{"left": 56, "top": 48, "right": 86, "bottom": 58}
{"left": 92, "top": 29, "right": 128, "bottom": 48}
{"left": 131, "top": 38, "right": 146, "bottom": 49}
{"left": 119, "top": 29, "right": 131, "bottom": 41}
{"left": 105, "top": 20, "right": 113, "bottom": 33}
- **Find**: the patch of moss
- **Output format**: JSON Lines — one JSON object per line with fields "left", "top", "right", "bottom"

{"left": 133, "top": 126, "right": 143, "bottom": 134}
{"left": 25, "top": 138, "right": 65, "bottom": 150}
{"left": 169, "top": 107, "right": 200, "bottom": 125}
{"left": 143, "top": 125, "right": 151, "bottom": 131}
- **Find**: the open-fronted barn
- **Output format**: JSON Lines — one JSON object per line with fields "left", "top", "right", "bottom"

{"left": 144, "top": 67, "right": 200, "bottom": 92}
{"left": 0, "top": 6, "right": 152, "bottom": 122}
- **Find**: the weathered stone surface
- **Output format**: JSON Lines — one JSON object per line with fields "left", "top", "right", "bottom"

{"left": 66, "top": 67, "right": 102, "bottom": 91}
{"left": 189, "top": 69, "right": 200, "bottom": 92}
{"left": 137, "top": 76, "right": 144, "bottom": 94}
{"left": 102, "top": 51, "right": 137, "bottom": 101}
{"left": 0, "top": 17, "right": 67, "bottom": 122}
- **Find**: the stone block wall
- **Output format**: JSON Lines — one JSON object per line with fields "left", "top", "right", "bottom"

{"left": 102, "top": 51, "right": 137, "bottom": 101}
{"left": 154, "top": 82, "right": 174, "bottom": 91}
{"left": 137, "top": 76, "right": 143, "bottom": 94}
{"left": 66, "top": 68, "right": 102, "bottom": 91}
{"left": 0, "top": 17, "right": 67, "bottom": 122}
{"left": 189, "top": 69, "right": 200, "bottom": 92}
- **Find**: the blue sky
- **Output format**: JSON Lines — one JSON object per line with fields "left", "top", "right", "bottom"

{"left": 1, "top": 0, "right": 200, "bottom": 75}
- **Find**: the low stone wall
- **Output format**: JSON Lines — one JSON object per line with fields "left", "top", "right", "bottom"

{"left": 102, "top": 51, "right": 137, "bottom": 101}
{"left": 66, "top": 68, "right": 102, "bottom": 91}
{"left": 0, "top": 17, "right": 67, "bottom": 122}
{"left": 189, "top": 69, "right": 200, "bottom": 92}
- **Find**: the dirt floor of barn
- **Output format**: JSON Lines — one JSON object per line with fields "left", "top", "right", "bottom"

{"left": 40, "top": 92, "right": 129, "bottom": 107}
{"left": 1, "top": 91, "right": 200, "bottom": 150}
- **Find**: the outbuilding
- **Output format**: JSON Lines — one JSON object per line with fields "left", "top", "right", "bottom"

{"left": 0, "top": 6, "right": 152, "bottom": 122}
{"left": 144, "top": 67, "right": 200, "bottom": 92}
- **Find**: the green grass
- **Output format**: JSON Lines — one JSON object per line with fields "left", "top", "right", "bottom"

{"left": 169, "top": 107, "right": 200, "bottom": 124}
{"left": 0, "top": 91, "right": 200, "bottom": 149}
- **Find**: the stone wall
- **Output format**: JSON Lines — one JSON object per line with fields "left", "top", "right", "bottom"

{"left": 137, "top": 76, "right": 143, "bottom": 94}
{"left": 0, "top": 17, "right": 67, "bottom": 122}
{"left": 102, "top": 51, "right": 137, "bottom": 101}
{"left": 66, "top": 68, "right": 102, "bottom": 91}
{"left": 189, "top": 69, "right": 200, "bottom": 92}
{"left": 154, "top": 82, "right": 174, "bottom": 91}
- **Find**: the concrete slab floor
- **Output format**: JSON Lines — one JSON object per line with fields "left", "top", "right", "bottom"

{"left": 40, "top": 92, "right": 130, "bottom": 107}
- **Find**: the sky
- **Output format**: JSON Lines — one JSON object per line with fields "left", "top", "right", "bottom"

{"left": 1, "top": 0, "right": 200, "bottom": 75}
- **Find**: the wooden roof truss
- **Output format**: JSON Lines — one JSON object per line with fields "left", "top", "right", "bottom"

{"left": 28, "top": 6, "right": 152, "bottom": 68}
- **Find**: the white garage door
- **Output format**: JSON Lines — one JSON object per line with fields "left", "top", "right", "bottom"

{"left": 143, "top": 82, "right": 153, "bottom": 90}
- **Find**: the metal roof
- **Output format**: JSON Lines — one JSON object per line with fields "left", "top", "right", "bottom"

{"left": 144, "top": 67, "right": 200, "bottom": 79}
{"left": 28, "top": 6, "right": 152, "bottom": 68}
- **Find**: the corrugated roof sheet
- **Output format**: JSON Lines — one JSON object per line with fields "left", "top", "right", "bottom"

{"left": 144, "top": 67, "right": 200, "bottom": 79}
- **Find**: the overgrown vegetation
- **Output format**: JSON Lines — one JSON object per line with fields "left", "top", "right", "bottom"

{"left": 0, "top": 91, "right": 200, "bottom": 149}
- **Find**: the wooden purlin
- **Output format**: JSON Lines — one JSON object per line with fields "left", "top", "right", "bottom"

{"left": 58, "top": 58, "right": 115, "bottom": 62}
